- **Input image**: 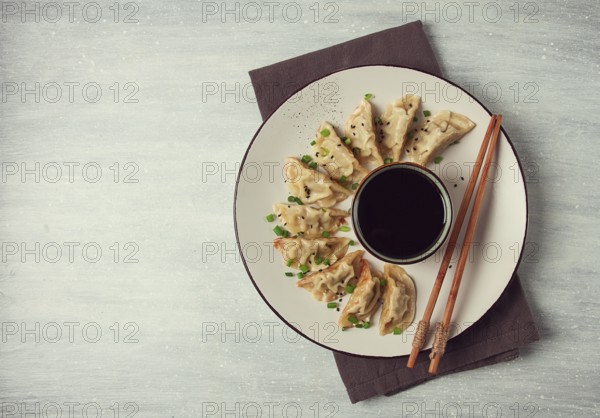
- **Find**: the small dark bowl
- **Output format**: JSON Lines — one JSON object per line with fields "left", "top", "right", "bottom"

{"left": 351, "top": 162, "right": 453, "bottom": 264}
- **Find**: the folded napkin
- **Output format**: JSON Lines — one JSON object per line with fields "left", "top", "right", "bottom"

{"left": 249, "top": 21, "right": 539, "bottom": 403}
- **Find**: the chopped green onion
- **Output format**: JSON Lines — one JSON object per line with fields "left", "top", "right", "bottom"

{"left": 266, "top": 214, "right": 275, "bottom": 222}
{"left": 273, "top": 225, "right": 284, "bottom": 236}
{"left": 364, "top": 93, "right": 374, "bottom": 101}
{"left": 351, "top": 183, "right": 359, "bottom": 190}
{"left": 363, "top": 321, "right": 370, "bottom": 329}
{"left": 281, "top": 229, "right": 289, "bottom": 238}
{"left": 320, "top": 147, "right": 330, "bottom": 157}
{"left": 286, "top": 259, "right": 293, "bottom": 267}
{"left": 285, "top": 272, "right": 294, "bottom": 277}
{"left": 346, "top": 284, "right": 355, "bottom": 294}
{"left": 344, "top": 137, "right": 351, "bottom": 146}
{"left": 423, "top": 110, "right": 431, "bottom": 117}
{"left": 407, "top": 130, "right": 414, "bottom": 139}
{"left": 355, "top": 323, "right": 364, "bottom": 328}
{"left": 301, "top": 154, "right": 312, "bottom": 164}
{"left": 339, "top": 225, "right": 351, "bottom": 232}
{"left": 324, "top": 259, "right": 330, "bottom": 266}
{"left": 315, "top": 256, "right": 324, "bottom": 265}
{"left": 310, "top": 140, "right": 316, "bottom": 146}
{"left": 393, "top": 327, "right": 402, "bottom": 335}
{"left": 322, "top": 231, "right": 330, "bottom": 238}
{"left": 320, "top": 128, "right": 331, "bottom": 137}
{"left": 384, "top": 158, "right": 393, "bottom": 164}
{"left": 339, "top": 175, "right": 347, "bottom": 184}
{"left": 352, "top": 147, "right": 361, "bottom": 156}
{"left": 308, "top": 161, "right": 318, "bottom": 169}
{"left": 348, "top": 315, "right": 358, "bottom": 324}
{"left": 327, "top": 302, "right": 337, "bottom": 309}
{"left": 433, "top": 156, "right": 443, "bottom": 164}
{"left": 380, "top": 279, "right": 386, "bottom": 287}
{"left": 299, "top": 264, "right": 309, "bottom": 273}
{"left": 287, "top": 197, "right": 303, "bottom": 205}
{"left": 349, "top": 240, "right": 355, "bottom": 246}
{"left": 297, "top": 272, "right": 304, "bottom": 279}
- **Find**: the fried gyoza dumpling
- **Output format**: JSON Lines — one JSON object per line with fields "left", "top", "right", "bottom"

{"left": 379, "top": 95, "right": 421, "bottom": 162}
{"left": 338, "top": 260, "right": 382, "bottom": 328}
{"left": 311, "top": 122, "right": 369, "bottom": 184}
{"left": 274, "top": 237, "right": 350, "bottom": 272}
{"left": 284, "top": 157, "right": 352, "bottom": 207}
{"left": 273, "top": 203, "right": 348, "bottom": 238}
{"left": 297, "top": 250, "right": 364, "bottom": 301}
{"left": 379, "top": 264, "right": 416, "bottom": 336}
{"left": 404, "top": 111, "right": 475, "bottom": 166}
{"left": 344, "top": 99, "right": 384, "bottom": 166}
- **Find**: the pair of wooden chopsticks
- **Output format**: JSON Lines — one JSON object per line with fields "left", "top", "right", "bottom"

{"left": 406, "top": 114, "right": 503, "bottom": 374}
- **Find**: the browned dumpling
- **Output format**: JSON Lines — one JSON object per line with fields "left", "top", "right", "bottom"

{"left": 273, "top": 237, "right": 350, "bottom": 272}
{"left": 338, "top": 260, "right": 382, "bottom": 328}
{"left": 312, "top": 122, "right": 369, "bottom": 184}
{"left": 297, "top": 250, "right": 364, "bottom": 302}
{"left": 404, "top": 111, "right": 475, "bottom": 166}
{"left": 379, "top": 95, "right": 421, "bottom": 162}
{"left": 344, "top": 99, "right": 384, "bottom": 166}
{"left": 272, "top": 203, "right": 348, "bottom": 238}
{"left": 284, "top": 157, "right": 352, "bottom": 207}
{"left": 379, "top": 264, "right": 416, "bottom": 336}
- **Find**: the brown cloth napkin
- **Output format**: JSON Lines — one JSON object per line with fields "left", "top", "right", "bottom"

{"left": 249, "top": 21, "right": 539, "bottom": 403}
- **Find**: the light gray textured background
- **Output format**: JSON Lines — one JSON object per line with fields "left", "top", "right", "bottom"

{"left": 1, "top": 0, "right": 599, "bottom": 416}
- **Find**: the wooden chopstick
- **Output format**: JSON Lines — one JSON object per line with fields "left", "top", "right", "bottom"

{"left": 406, "top": 115, "right": 498, "bottom": 369}
{"left": 428, "top": 115, "right": 503, "bottom": 374}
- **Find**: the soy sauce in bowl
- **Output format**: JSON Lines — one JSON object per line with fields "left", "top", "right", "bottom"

{"left": 352, "top": 163, "right": 452, "bottom": 264}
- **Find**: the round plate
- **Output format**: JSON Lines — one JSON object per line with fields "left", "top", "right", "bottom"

{"left": 234, "top": 65, "right": 527, "bottom": 358}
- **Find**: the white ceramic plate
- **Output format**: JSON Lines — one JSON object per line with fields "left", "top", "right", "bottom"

{"left": 234, "top": 66, "right": 527, "bottom": 357}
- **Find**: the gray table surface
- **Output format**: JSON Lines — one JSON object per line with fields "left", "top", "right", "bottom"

{"left": 1, "top": 0, "right": 599, "bottom": 416}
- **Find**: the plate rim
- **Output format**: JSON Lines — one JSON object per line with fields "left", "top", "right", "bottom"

{"left": 233, "top": 64, "right": 529, "bottom": 359}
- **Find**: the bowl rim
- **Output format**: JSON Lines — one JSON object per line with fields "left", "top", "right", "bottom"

{"left": 351, "top": 161, "right": 453, "bottom": 265}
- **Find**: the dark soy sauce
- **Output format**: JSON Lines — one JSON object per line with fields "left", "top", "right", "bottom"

{"left": 356, "top": 168, "right": 447, "bottom": 260}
